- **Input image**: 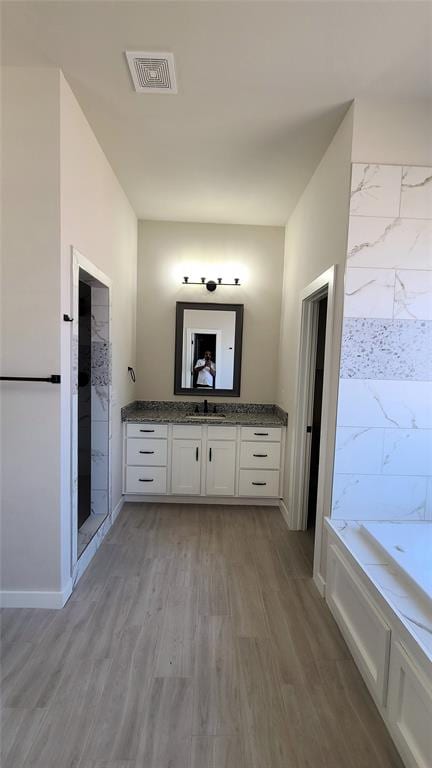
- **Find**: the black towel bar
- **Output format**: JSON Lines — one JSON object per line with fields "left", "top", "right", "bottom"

{"left": 0, "top": 375, "right": 61, "bottom": 384}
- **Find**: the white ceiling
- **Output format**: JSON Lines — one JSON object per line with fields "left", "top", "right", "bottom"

{"left": 2, "top": 1, "right": 431, "bottom": 225}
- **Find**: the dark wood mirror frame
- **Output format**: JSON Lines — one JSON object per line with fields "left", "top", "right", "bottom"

{"left": 174, "top": 302, "right": 244, "bottom": 397}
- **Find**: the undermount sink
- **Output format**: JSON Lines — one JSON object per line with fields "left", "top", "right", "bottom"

{"left": 186, "top": 413, "right": 226, "bottom": 419}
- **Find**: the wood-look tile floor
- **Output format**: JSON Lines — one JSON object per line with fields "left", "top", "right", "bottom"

{"left": 1, "top": 503, "right": 403, "bottom": 768}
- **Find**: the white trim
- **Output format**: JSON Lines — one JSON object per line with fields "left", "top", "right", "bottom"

{"left": 71, "top": 247, "right": 113, "bottom": 579}
{"left": 279, "top": 498, "right": 291, "bottom": 528}
{"left": 289, "top": 266, "right": 337, "bottom": 584}
{"left": 313, "top": 572, "right": 326, "bottom": 597}
{"left": 112, "top": 496, "right": 124, "bottom": 524}
{"left": 0, "top": 579, "right": 73, "bottom": 610}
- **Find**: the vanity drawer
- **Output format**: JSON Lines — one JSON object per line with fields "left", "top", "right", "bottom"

{"left": 240, "top": 427, "right": 282, "bottom": 442}
{"left": 126, "top": 423, "right": 168, "bottom": 439}
{"left": 207, "top": 426, "right": 237, "bottom": 440}
{"left": 125, "top": 466, "right": 167, "bottom": 494}
{"left": 238, "top": 469, "right": 280, "bottom": 497}
{"left": 240, "top": 441, "right": 281, "bottom": 469}
{"left": 172, "top": 425, "right": 202, "bottom": 439}
{"left": 127, "top": 438, "right": 167, "bottom": 466}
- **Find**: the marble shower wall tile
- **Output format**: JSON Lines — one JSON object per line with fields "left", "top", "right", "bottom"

{"left": 332, "top": 163, "right": 432, "bottom": 522}
{"left": 382, "top": 429, "right": 432, "bottom": 477}
{"left": 91, "top": 385, "right": 109, "bottom": 421}
{"left": 91, "top": 342, "right": 111, "bottom": 386}
{"left": 344, "top": 268, "right": 395, "bottom": 318}
{"left": 91, "top": 489, "right": 108, "bottom": 517}
{"left": 92, "top": 451, "right": 108, "bottom": 491}
{"left": 340, "top": 318, "right": 432, "bottom": 381}
{"left": 334, "top": 427, "right": 384, "bottom": 475}
{"left": 91, "top": 285, "right": 109, "bottom": 306}
{"left": 394, "top": 270, "right": 432, "bottom": 320}
{"left": 91, "top": 303, "right": 109, "bottom": 343}
{"left": 332, "top": 474, "right": 428, "bottom": 520}
{"left": 347, "top": 216, "right": 432, "bottom": 270}
{"left": 401, "top": 166, "right": 432, "bottom": 219}
{"left": 350, "top": 164, "right": 401, "bottom": 217}
{"left": 337, "top": 379, "right": 432, "bottom": 429}
{"left": 91, "top": 420, "right": 109, "bottom": 454}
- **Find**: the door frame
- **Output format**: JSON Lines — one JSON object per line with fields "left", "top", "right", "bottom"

{"left": 70, "top": 247, "right": 112, "bottom": 572}
{"left": 184, "top": 328, "right": 222, "bottom": 388}
{"left": 289, "top": 265, "right": 337, "bottom": 592}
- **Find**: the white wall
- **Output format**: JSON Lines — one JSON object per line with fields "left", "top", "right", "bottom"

{"left": 277, "top": 106, "right": 354, "bottom": 525}
{"left": 137, "top": 220, "right": 285, "bottom": 403}
{"left": 0, "top": 68, "right": 137, "bottom": 603}
{"left": 60, "top": 74, "right": 137, "bottom": 591}
{"left": 1, "top": 68, "right": 62, "bottom": 594}
{"left": 352, "top": 100, "right": 432, "bottom": 167}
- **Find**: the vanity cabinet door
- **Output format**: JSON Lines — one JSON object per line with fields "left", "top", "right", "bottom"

{"left": 171, "top": 439, "right": 201, "bottom": 495}
{"left": 206, "top": 440, "right": 236, "bottom": 496}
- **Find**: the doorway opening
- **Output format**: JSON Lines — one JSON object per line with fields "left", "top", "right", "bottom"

{"left": 192, "top": 332, "right": 216, "bottom": 389}
{"left": 306, "top": 294, "right": 327, "bottom": 532}
{"left": 289, "top": 266, "right": 336, "bottom": 594}
{"left": 71, "top": 249, "right": 112, "bottom": 566}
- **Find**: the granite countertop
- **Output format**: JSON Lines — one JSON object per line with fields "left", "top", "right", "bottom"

{"left": 121, "top": 400, "right": 288, "bottom": 427}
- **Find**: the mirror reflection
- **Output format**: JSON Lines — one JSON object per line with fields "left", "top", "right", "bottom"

{"left": 174, "top": 302, "right": 243, "bottom": 396}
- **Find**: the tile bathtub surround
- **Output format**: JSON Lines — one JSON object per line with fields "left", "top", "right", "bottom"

{"left": 332, "top": 163, "right": 432, "bottom": 521}
{"left": 340, "top": 317, "right": 432, "bottom": 381}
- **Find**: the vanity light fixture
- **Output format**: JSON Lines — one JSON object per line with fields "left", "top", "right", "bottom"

{"left": 182, "top": 276, "right": 241, "bottom": 292}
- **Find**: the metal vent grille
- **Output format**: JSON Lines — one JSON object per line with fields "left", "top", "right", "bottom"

{"left": 125, "top": 51, "right": 177, "bottom": 94}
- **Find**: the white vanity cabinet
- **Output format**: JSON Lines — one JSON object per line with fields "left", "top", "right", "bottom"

{"left": 171, "top": 439, "right": 201, "bottom": 495}
{"left": 206, "top": 440, "right": 236, "bottom": 496}
{"left": 123, "top": 421, "right": 285, "bottom": 500}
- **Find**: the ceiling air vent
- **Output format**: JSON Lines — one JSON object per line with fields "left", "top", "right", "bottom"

{"left": 125, "top": 51, "right": 177, "bottom": 94}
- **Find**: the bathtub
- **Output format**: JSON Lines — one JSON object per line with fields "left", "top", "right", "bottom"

{"left": 361, "top": 521, "right": 432, "bottom": 604}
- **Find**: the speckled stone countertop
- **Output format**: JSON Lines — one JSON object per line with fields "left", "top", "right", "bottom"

{"left": 121, "top": 401, "right": 288, "bottom": 426}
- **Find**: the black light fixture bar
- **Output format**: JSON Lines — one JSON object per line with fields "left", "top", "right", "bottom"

{"left": 182, "top": 276, "right": 241, "bottom": 292}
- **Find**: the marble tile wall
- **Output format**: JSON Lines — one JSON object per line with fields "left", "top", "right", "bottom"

{"left": 90, "top": 284, "right": 110, "bottom": 519}
{"left": 332, "top": 163, "right": 432, "bottom": 521}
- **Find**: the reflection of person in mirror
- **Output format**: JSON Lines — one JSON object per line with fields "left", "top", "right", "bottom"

{"left": 194, "top": 351, "right": 216, "bottom": 387}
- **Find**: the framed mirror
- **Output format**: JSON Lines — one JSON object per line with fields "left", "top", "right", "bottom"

{"left": 174, "top": 302, "right": 244, "bottom": 397}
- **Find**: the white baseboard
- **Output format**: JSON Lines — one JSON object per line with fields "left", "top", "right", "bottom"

{"left": 112, "top": 496, "right": 125, "bottom": 523}
{"left": 123, "top": 494, "right": 280, "bottom": 506}
{"left": 279, "top": 498, "right": 292, "bottom": 528}
{"left": 313, "top": 571, "right": 326, "bottom": 597}
{"left": 0, "top": 578, "right": 73, "bottom": 610}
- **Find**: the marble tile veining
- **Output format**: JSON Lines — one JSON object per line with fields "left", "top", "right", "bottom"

{"left": 337, "top": 377, "right": 432, "bottom": 430}
{"left": 340, "top": 317, "right": 432, "bottom": 381}
{"left": 382, "top": 429, "right": 432, "bottom": 477}
{"left": 344, "top": 267, "right": 395, "bottom": 319}
{"left": 350, "top": 164, "right": 401, "bottom": 217}
{"left": 334, "top": 426, "right": 384, "bottom": 475}
{"left": 332, "top": 473, "right": 427, "bottom": 520}
{"left": 347, "top": 216, "right": 432, "bottom": 270}
{"left": 401, "top": 166, "right": 432, "bottom": 219}
{"left": 394, "top": 270, "right": 432, "bottom": 321}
